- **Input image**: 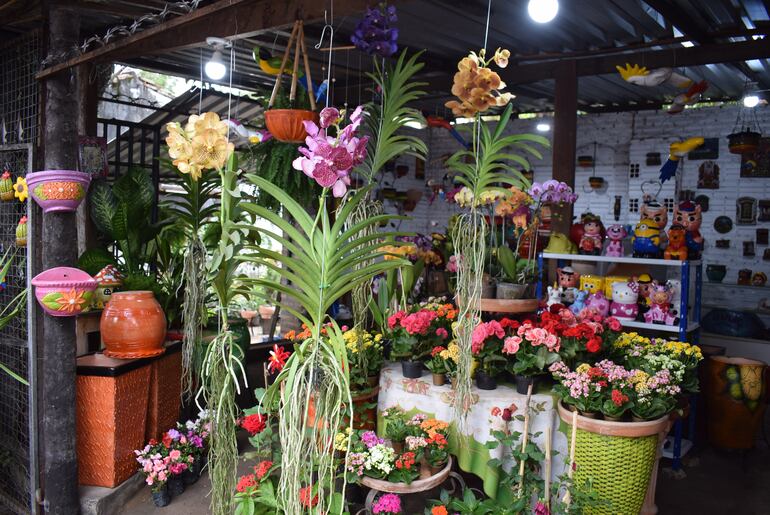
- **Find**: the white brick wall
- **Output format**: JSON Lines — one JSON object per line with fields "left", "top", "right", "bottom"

{"left": 382, "top": 104, "right": 770, "bottom": 317}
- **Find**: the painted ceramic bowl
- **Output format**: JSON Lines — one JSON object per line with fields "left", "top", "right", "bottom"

{"left": 26, "top": 170, "right": 91, "bottom": 213}
{"left": 31, "top": 267, "right": 97, "bottom": 316}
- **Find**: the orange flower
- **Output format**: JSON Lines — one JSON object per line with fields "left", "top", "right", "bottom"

{"left": 432, "top": 507, "right": 449, "bottom": 515}
{"left": 58, "top": 288, "right": 88, "bottom": 313}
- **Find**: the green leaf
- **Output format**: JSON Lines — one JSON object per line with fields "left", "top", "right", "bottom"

{"left": 111, "top": 203, "right": 130, "bottom": 241}
{"left": 89, "top": 180, "right": 117, "bottom": 238}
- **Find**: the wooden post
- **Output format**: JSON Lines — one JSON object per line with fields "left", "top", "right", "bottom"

{"left": 551, "top": 60, "right": 578, "bottom": 233}
{"left": 36, "top": 3, "right": 81, "bottom": 513}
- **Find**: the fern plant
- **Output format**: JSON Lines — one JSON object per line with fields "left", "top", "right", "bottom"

{"left": 237, "top": 176, "right": 406, "bottom": 514}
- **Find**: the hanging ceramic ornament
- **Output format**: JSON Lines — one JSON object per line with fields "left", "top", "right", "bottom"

{"left": 0, "top": 171, "right": 13, "bottom": 201}
{"left": 15, "top": 216, "right": 27, "bottom": 247}
{"left": 13, "top": 177, "right": 27, "bottom": 202}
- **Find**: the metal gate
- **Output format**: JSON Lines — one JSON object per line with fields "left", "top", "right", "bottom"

{"left": 0, "top": 30, "right": 39, "bottom": 514}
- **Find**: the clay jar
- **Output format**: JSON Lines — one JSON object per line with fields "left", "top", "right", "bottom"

{"left": 101, "top": 291, "right": 167, "bottom": 359}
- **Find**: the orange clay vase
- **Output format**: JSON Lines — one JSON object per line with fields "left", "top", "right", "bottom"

{"left": 101, "top": 291, "right": 167, "bottom": 359}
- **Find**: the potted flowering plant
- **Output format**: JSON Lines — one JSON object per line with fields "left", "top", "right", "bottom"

{"left": 388, "top": 451, "right": 420, "bottom": 484}
{"left": 382, "top": 406, "right": 410, "bottom": 453}
{"left": 425, "top": 345, "right": 449, "bottom": 386}
{"left": 388, "top": 299, "right": 456, "bottom": 378}
{"left": 372, "top": 493, "right": 402, "bottom": 515}
{"left": 424, "top": 432, "right": 449, "bottom": 475}
{"left": 550, "top": 362, "right": 606, "bottom": 417}
{"left": 134, "top": 442, "right": 172, "bottom": 507}
{"left": 502, "top": 318, "right": 561, "bottom": 394}
{"left": 471, "top": 320, "right": 509, "bottom": 390}
{"left": 343, "top": 327, "right": 384, "bottom": 390}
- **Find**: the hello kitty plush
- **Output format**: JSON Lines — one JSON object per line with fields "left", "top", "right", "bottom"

{"left": 610, "top": 281, "right": 639, "bottom": 320}
{"left": 585, "top": 291, "right": 610, "bottom": 317}
{"left": 569, "top": 290, "right": 589, "bottom": 315}
{"left": 603, "top": 224, "right": 627, "bottom": 257}
{"left": 546, "top": 285, "right": 562, "bottom": 307}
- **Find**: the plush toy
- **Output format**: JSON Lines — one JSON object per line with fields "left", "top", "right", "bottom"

{"left": 610, "top": 281, "right": 639, "bottom": 320}
{"left": 579, "top": 275, "right": 605, "bottom": 296}
{"left": 604, "top": 224, "right": 627, "bottom": 257}
{"left": 570, "top": 290, "right": 589, "bottom": 315}
{"left": 546, "top": 285, "right": 562, "bottom": 307}
{"left": 673, "top": 201, "right": 703, "bottom": 259}
{"left": 659, "top": 137, "right": 704, "bottom": 182}
{"left": 644, "top": 282, "right": 677, "bottom": 325}
{"left": 544, "top": 232, "right": 577, "bottom": 254}
{"left": 585, "top": 291, "right": 610, "bottom": 318}
{"left": 664, "top": 224, "right": 688, "bottom": 260}
{"left": 579, "top": 213, "right": 604, "bottom": 255}
{"left": 632, "top": 218, "right": 662, "bottom": 258}
{"left": 616, "top": 63, "right": 693, "bottom": 88}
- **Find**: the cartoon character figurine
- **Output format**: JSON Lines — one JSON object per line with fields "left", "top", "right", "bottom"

{"left": 664, "top": 224, "right": 688, "bottom": 261}
{"left": 738, "top": 269, "right": 752, "bottom": 285}
{"left": 640, "top": 198, "right": 668, "bottom": 233}
{"left": 631, "top": 218, "right": 662, "bottom": 258}
{"left": 610, "top": 281, "right": 639, "bottom": 320}
{"left": 634, "top": 274, "right": 655, "bottom": 308}
{"left": 546, "top": 285, "right": 563, "bottom": 307}
{"left": 667, "top": 279, "right": 682, "bottom": 311}
{"left": 604, "top": 224, "right": 627, "bottom": 257}
{"left": 644, "top": 282, "right": 677, "bottom": 325}
{"left": 569, "top": 290, "right": 589, "bottom": 315}
{"left": 579, "top": 275, "right": 605, "bottom": 296}
{"left": 752, "top": 272, "right": 767, "bottom": 287}
{"left": 673, "top": 201, "right": 703, "bottom": 259}
{"left": 585, "top": 291, "right": 610, "bottom": 318}
{"left": 544, "top": 232, "right": 577, "bottom": 254}
{"left": 557, "top": 266, "right": 580, "bottom": 304}
{"left": 579, "top": 213, "right": 604, "bottom": 255}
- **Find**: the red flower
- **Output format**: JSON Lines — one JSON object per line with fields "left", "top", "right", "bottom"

{"left": 586, "top": 336, "right": 602, "bottom": 353}
{"left": 611, "top": 389, "right": 629, "bottom": 407}
{"left": 502, "top": 408, "right": 513, "bottom": 421}
{"left": 587, "top": 367, "right": 605, "bottom": 379}
{"left": 605, "top": 316, "right": 622, "bottom": 332}
{"left": 499, "top": 318, "right": 520, "bottom": 330}
{"left": 268, "top": 344, "right": 291, "bottom": 373}
{"left": 431, "top": 346, "right": 446, "bottom": 357}
{"left": 241, "top": 413, "right": 267, "bottom": 435}
{"left": 236, "top": 473, "right": 257, "bottom": 492}
{"left": 429, "top": 434, "right": 447, "bottom": 449}
{"left": 299, "top": 485, "right": 319, "bottom": 507}
{"left": 395, "top": 451, "right": 416, "bottom": 470}
{"left": 162, "top": 433, "right": 173, "bottom": 448}
{"left": 254, "top": 460, "right": 273, "bottom": 480}
{"left": 148, "top": 438, "right": 158, "bottom": 446}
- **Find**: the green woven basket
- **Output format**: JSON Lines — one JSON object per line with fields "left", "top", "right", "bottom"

{"left": 559, "top": 403, "right": 668, "bottom": 515}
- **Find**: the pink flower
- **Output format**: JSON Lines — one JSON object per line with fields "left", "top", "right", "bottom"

{"left": 388, "top": 311, "right": 405, "bottom": 329}
{"left": 372, "top": 493, "right": 402, "bottom": 514}
{"left": 319, "top": 107, "right": 340, "bottom": 128}
{"left": 169, "top": 449, "right": 181, "bottom": 461}
{"left": 503, "top": 336, "right": 522, "bottom": 354}
{"left": 435, "top": 327, "right": 448, "bottom": 339}
{"left": 446, "top": 255, "right": 459, "bottom": 273}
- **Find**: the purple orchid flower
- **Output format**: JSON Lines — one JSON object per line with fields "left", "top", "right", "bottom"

{"left": 351, "top": 4, "right": 399, "bottom": 57}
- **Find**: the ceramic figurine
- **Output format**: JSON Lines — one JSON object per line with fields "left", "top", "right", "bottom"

{"left": 640, "top": 198, "right": 668, "bottom": 233}
{"left": 15, "top": 216, "right": 27, "bottom": 247}
{"left": 667, "top": 279, "right": 682, "bottom": 310}
{"left": 664, "top": 224, "right": 688, "bottom": 261}
{"left": 752, "top": 272, "right": 767, "bottom": 287}
{"left": 631, "top": 218, "right": 662, "bottom": 258}
{"left": 579, "top": 275, "right": 605, "bottom": 296}
{"left": 0, "top": 171, "right": 13, "bottom": 201}
{"left": 557, "top": 266, "right": 580, "bottom": 289}
{"left": 634, "top": 274, "right": 655, "bottom": 307}
{"left": 585, "top": 291, "right": 610, "bottom": 317}
{"left": 560, "top": 288, "right": 576, "bottom": 305}
{"left": 570, "top": 290, "right": 589, "bottom": 315}
{"left": 544, "top": 232, "right": 577, "bottom": 254}
{"left": 644, "top": 282, "right": 677, "bottom": 325}
{"left": 579, "top": 213, "right": 604, "bottom": 255}
{"left": 546, "top": 285, "right": 562, "bottom": 307}
{"left": 738, "top": 269, "right": 752, "bottom": 285}
{"left": 604, "top": 224, "right": 627, "bottom": 257}
{"left": 674, "top": 201, "right": 704, "bottom": 259}
{"left": 93, "top": 264, "right": 124, "bottom": 309}
{"left": 610, "top": 281, "right": 639, "bottom": 320}
{"left": 604, "top": 275, "right": 631, "bottom": 299}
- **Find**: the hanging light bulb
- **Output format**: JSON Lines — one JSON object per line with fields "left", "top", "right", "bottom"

{"left": 528, "top": 0, "right": 559, "bottom": 23}
{"left": 204, "top": 37, "right": 230, "bottom": 81}
{"left": 743, "top": 93, "right": 760, "bottom": 108}
{"left": 536, "top": 122, "right": 551, "bottom": 132}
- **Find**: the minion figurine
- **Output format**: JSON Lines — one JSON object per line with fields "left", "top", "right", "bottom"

{"left": 632, "top": 218, "right": 662, "bottom": 258}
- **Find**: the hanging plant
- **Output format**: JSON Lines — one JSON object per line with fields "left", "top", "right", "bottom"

{"left": 445, "top": 47, "right": 548, "bottom": 421}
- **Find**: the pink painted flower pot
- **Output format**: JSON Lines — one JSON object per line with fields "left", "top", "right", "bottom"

{"left": 31, "top": 267, "right": 97, "bottom": 316}
{"left": 26, "top": 170, "right": 91, "bottom": 213}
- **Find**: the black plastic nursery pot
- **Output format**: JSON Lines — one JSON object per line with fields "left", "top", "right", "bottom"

{"left": 515, "top": 374, "right": 540, "bottom": 395}
{"left": 401, "top": 360, "right": 423, "bottom": 378}
{"left": 476, "top": 370, "right": 497, "bottom": 390}
{"left": 152, "top": 486, "right": 171, "bottom": 507}
{"left": 168, "top": 476, "right": 185, "bottom": 497}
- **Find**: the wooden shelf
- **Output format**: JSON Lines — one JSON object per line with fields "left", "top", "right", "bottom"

{"left": 619, "top": 319, "right": 700, "bottom": 333}
{"left": 541, "top": 252, "right": 701, "bottom": 268}
{"left": 479, "top": 298, "right": 539, "bottom": 313}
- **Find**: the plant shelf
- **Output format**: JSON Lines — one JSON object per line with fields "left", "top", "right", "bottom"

{"left": 619, "top": 320, "right": 700, "bottom": 333}
{"left": 479, "top": 298, "right": 539, "bottom": 313}
{"left": 541, "top": 252, "right": 702, "bottom": 268}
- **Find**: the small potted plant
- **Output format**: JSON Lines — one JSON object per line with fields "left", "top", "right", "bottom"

{"left": 372, "top": 493, "right": 402, "bottom": 514}
{"left": 135, "top": 442, "right": 171, "bottom": 507}
{"left": 502, "top": 319, "right": 561, "bottom": 394}
{"left": 471, "top": 320, "right": 508, "bottom": 390}
{"left": 495, "top": 245, "right": 532, "bottom": 300}
{"left": 424, "top": 432, "right": 449, "bottom": 475}
{"left": 425, "top": 345, "right": 449, "bottom": 386}
{"left": 382, "top": 407, "right": 409, "bottom": 453}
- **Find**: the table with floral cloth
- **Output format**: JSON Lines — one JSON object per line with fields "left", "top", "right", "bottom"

{"left": 376, "top": 362, "right": 569, "bottom": 499}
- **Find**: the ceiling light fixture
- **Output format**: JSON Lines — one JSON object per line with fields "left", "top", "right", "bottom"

{"left": 205, "top": 37, "right": 230, "bottom": 81}
{"left": 528, "top": 0, "right": 559, "bottom": 24}
{"left": 743, "top": 94, "right": 760, "bottom": 108}
{"left": 536, "top": 122, "right": 551, "bottom": 132}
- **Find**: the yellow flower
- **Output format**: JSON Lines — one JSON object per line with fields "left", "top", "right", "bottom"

{"left": 190, "top": 112, "right": 228, "bottom": 137}
{"left": 576, "top": 363, "right": 590, "bottom": 374}
{"left": 192, "top": 129, "right": 234, "bottom": 170}
{"left": 493, "top": 48, "right": 510, "bottom": 68}
{"left": 13, "top": 177, "right": 27, "bottom": 202}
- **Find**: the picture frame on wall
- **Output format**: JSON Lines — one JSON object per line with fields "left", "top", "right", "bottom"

{"left": 697, "top": 161, "right": 719, "bottom": 189}
{"left": 740, "top": 137, "right": 770, "bottom": 178}
{"left": 736, "top": 197, "right": 758, "bottom": 225}
{"left": 759, "top": 200, "right": 770, "bottom": 222}
{"left": 77, "top": 136, "right": 108, "bottom": 178}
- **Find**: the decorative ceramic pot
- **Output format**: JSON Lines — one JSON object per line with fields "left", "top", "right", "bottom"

{"left": 101, "top": 291, "right": 166, "bottom": 359}
{"left": 401, "top": 360, "right": 423, "bottom": 379}
{"left": 496, "top": 282, "right": 527, "bottom": 300}
{"left": 31, "top": 267, "right": 97, "bottom": 316}
{"left": 167, "top": 476, "right": 185, "bottom": 496}
{"left": 258, "top": 304, "right": 275, "bottom": 320}
{"left": 0, "top": 171, "right": 13, "bottom": 200}
{"left": 15, "top": 216, "right": 27, "bottom": 246}
{"left": 264, "top": 109, "right": 318, "bottom": 143}
{"left": 706, "top": 356, "right": 767, "bottom": 449}
{"left": 706, "top": 264, "right": 726, "bottom": 283}
{"left": 727, "top": 130, "right": 761, "bottom": 155}
{"left": 588, "top": 176, "right": 605, "bottom": 189}
{"left": 476, "top": 371, "right": 497, "bottom": 390}
{"left": 26, "top": 170, "right": 91, "bottom": 213}
{"left": 151, "top": 485, "right": 171, "bottom": 507}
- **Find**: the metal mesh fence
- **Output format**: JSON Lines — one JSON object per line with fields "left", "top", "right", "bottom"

{"left": 0, "top": 30, "right": 38, "bottom": 514}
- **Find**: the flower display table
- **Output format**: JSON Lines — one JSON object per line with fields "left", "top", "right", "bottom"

{"left": 376, "top": 363, "right": 569, "bottom": 499}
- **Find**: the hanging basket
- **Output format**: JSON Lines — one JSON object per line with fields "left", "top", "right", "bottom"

{"left": 558, "top": 402, "right": 669, "bottom": 515}
{"left": 265, "top": 19, "right": 318, "bottom": 143}
{"left": 728, "top": 130, "right": 761, "bottom": 155}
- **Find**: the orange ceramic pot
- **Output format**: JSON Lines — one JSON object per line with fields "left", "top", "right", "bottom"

{"left": 264, "top": 109, "right": 318, "bottom": 143}
{"left": 101, "top": 291, "right": 167, "bottom": 359}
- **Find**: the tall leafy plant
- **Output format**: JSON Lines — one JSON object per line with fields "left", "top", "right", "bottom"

{"left": 239, "top": 177, "right": 406, "bottom": 513}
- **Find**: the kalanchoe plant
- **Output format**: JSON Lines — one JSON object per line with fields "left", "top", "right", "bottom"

{"left": 351, "top": 3, "right": 399, "bottom": 58}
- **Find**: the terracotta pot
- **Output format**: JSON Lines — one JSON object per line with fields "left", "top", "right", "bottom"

{"left": 101, "top": 291, "right": 167, "bottom": 359}
{"left": 432, "top": 373, "right": 446, "bottom": 386}
{"left": 26, "top": 170, "right": 91, "bottom": 213}
{"left": 392, "top": 440, "right": 404, "bottom": 454}
{"left": 258, "top": 304, "right": 275, "bottom": 320}
{"left": 264, "top": 109, "right": 318, "bottom": 143}
{"left": 706, "top": 356, "right": 767, "bottom": 449}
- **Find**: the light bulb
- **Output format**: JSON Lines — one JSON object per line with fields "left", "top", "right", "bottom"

{"left": 528, "top": 0, "right": 559, "bottom": 23}
{"left": 536, "top": 122, "right": 551, "bottom": 132}
{"left": 205, "top": 49, "right": 227, "bottom": 80}
{"left": 743, "top": 94, "right": 760, "bottom": 108}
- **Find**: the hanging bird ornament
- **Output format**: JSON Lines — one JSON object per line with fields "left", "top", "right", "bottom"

{"left": 253, "top": 46, "right": 302, "bottom": 77}
{"left": 659, "top": 137, "right": 704, "bottom": 182}
{"left": 667, "top": 81, "right": 709, "bottom": 114}
{"left": 616, "top": 63, "right": 693, "bottom": 88}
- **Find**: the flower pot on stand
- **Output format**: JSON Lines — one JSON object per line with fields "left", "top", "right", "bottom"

{"left": 476, "top": 370, "right": 497, "bottom": 390}
{"left": 31, "top": 267, "right": 97, "bottom": 316}
{"left": 26, "top": 170, "right": 91, "bottom": 212}
{"left": 401, "top": 360, "right": 423, "bottom": 379}
{"left": 101, "top": 291, "right": 167, "bottom": 359}
{"left": 264, "top": 109, "right": 319, "bottom": 143}
{"left": 496, "top": 282, "right": 527, "bottom": 300}
{"left": 152, "top": 485, "right": 171, "bottom": 507}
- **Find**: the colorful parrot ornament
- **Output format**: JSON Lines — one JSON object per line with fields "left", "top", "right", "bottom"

{"left": 667, "top": 81, "right": 709, "bottom": 114}
{"left": 253, "top": 46, "right": 302, "bottom": 77}
{"left": 616, "top": 63, "right": 692, "bottom": 88}
{"left": 659, "top": 137, "right": 704, "bottom": 182}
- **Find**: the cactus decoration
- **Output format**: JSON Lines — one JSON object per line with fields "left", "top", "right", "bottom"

{"left": 15, "top": 216, "right": 27, "bottom": 247}
{"left": 0, "top": 171, "right": 13, "bottom": 201}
